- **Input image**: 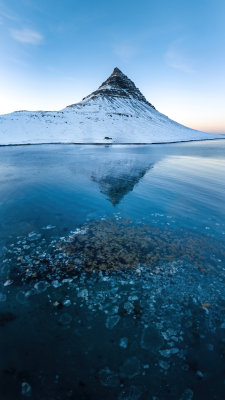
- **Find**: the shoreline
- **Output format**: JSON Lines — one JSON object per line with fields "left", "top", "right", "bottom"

{"left": 0, "top": 137, "right": 225, "bottom": 147}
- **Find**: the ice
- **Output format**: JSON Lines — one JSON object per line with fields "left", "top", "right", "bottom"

{"left": 42, "top": 225, "right": 56, "bottom": 230}
{"left": 159, "top": 360, "right": 170, "bottom": 370}
{"left": 72, "top": 228, "right": 88, "bottom": 236}
{"left": 105, "top": 315, "right": 120, "bottom": 329}
{"left": 53, "top": 300, "right": 61, "bottom": 308}
{"left": 63, "top": 299, "right": 71, "bottom": 307}
{"left": 77, "top": 288, "right": 88, "bottom": 300}
{"left": 28, "top": 232, "right": 41, "bottom": 241}
{"left": 99, "top": 367, "right": 119, "bottom": 387}
{"left": 124, "top": 301, "right": 134, "bottom": 314}
{"left": 34, "top": 281, "right": 48, "bottom": 293}
{"left": 196, "top": 370, "right": 204, "bottom": 379}
{"left": 3, "top": 279, "right": 13, "bottom": 287}
{"left": 2, "top": 213, "right": 225, "bottom": 399}
{"left": 109, "top": 305, "right": 119, "bottom": 315}
{"left": 141, "top": 326, "right": 163, "bottom": 351}
{"left": 120, "top": 356, "right": 141, "bottom": 379}
{"left": 128, "top": 295, "right": 139, "bottom": 301}
{"left": 159, "top": 348, "right": 179, "bottom": 358}
{"left": 119, "top": 337, "right": 128, "bottom": 349}
{"left": 52, "top": 280, "right": 61, "bottom": 288}
{"left": 21, "top": 382, "right": 32, "bottom": 397}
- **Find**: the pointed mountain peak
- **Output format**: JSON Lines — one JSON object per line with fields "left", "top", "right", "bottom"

{"left": 111, "top": 67, "right": 123, "bottom": 75}
{"left": 82, "top": 68, "right": 155, "bottom": 109}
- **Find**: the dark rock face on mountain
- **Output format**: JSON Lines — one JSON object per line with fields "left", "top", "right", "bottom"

{"left": 82, "top": 67, "right": 155, "bottom": 109}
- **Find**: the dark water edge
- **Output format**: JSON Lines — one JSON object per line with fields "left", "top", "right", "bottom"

{"left": 0, "top": 137, "right": 224, "bottom": 147}
{"left": 0, "top": 141, "right": 225, "bottom": 399}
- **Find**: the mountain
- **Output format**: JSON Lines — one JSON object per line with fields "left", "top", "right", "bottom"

{"left": 0, "top": 68, "right": 223, "bottom": 145}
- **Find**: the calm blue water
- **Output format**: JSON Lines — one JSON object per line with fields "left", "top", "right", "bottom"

{"left": 0, "top": 141, "right": 225, "bottom": 243}
{"left": 0, "top": 141, "right": 225, "bottom": 399}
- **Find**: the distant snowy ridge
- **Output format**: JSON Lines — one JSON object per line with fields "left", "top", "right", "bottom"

{"left": 0, "top": 67, "right": 223, "bottom": 145}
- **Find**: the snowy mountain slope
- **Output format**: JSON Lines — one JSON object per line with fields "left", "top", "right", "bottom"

{"left": 0, "top": 67, "right": 223, "bottom": 145}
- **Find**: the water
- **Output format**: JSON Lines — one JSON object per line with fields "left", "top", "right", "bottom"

{"left": 0, "top": 140, "right": 225, "bottom": 399}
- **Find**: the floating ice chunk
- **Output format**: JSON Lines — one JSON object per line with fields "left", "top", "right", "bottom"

{"left": 52, "top": 280, "right": 61, "bottom": 288}
{"left": 28, "top": 232, "right": 41, "bottom": 240}
{"left": 34, "top": 281, "right": 48, "bottom": 293}
{"left": 124, "top": 301, "right": 134, "bottom": 314}
{"left": 159, "top": 360, "right": 170, "bottom": 370}
{"left": 59, "top": 313, "right": 72, "bottom": 325}
{"left": 135, "top": 269, "right": 141, "bottom": 275}
{"left": 159, "top": 348, "right": 179, "bottom": 357}
{"left": 3, "top": 279, "right": 13, "bottom": 287}
{"left": 72, "top": 228, "right": 88, "bottom": 236}
{"left": 42, "top": 225, "right": 56, "bottom": 230}
{"left": 99, "top": 367, "right": 119, "bottom": 387}
{"left": 53, "top": 300, "right": 61, "bottom": 308}
{"left": 63, "top": 299, "right": 71, "bottom": 307}
{"left": 179, "top": 389, "right": 194, "bottom": 400}
{"left": 118, "top": 385, "right": 142, "bottom": 400}
{"left": 120, "top": 356, "right": 141, "bottom": 379}
{"left": 21, "top": 382, "right": 32, "bottom": 397}
{"left": 141, "top": 326, "right": 163, "bottom": 351}
{"left": 105, "top": 315, "right": 120, "bottom": 329}
{"left": 128, "top": 295, "right": 139, "bottom": 301}
{"left": 220, "top": 322, "right": 225, "bottom": 329}
{"left": 28, "top": 232, "right": 36, "bottom": 237}
{"left": 120, "top": 337, "right": 128, "bottom": 349}
{"left": 62, "top": 278, "right": 73, "bottom": 284}
{"left": 77, "top": 288, "right": 88, "bottom": 300}
{"left": 196, "top": 370, "right": 204, "bottom": 379}
{"left": 110, "top": 305, "right": 119, "bottom": 315}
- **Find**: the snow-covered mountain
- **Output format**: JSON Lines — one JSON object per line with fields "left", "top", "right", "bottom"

{"left": 0, "top": 67, "right": 223, "bottom": 145}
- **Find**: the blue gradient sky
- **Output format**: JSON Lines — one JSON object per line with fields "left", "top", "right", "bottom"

{"left": 0, "top": 0, "right": 225, "bottom": 132}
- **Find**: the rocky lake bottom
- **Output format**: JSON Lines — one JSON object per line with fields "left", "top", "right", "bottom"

{"left": 0, "top": 141, "right": 225, "bottom": 399}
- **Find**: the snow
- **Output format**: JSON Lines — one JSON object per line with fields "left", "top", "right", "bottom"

{"left": 0, "top": 80, "right": 223, "bottom": 145}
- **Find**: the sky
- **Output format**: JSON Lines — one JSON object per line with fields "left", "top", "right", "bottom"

{"left": 0, "top": 0, "right": 225, "bottom": 133}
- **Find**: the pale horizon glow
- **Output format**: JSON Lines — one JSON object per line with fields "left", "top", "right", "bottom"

{"left": 0, "top": 0, "right": 225, "bottom": 134}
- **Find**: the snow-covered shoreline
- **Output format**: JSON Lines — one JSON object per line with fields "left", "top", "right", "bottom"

{"left": 0, "top": 138, "right": 224, "bottom": 147}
